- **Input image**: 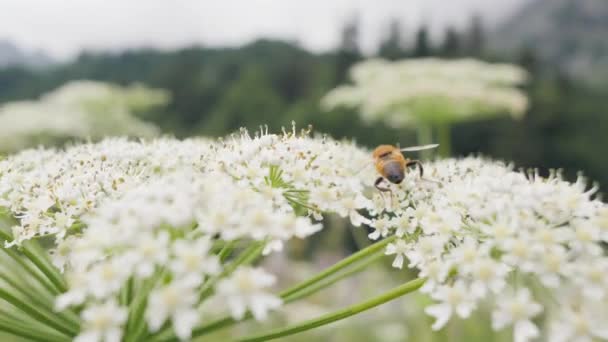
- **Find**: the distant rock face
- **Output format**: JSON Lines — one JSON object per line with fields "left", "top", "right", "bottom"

{"left": 493, "top": 0, "right": 608, "bottom": 83}
{"left": 0, "top": 40, "right": 53, "bottom": 69}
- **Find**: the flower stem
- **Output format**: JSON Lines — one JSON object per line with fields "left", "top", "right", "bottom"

{"left": 152, "top": 236, "right": 397, "bottom": 342}
{"left": 21, "top": 240, "right": 68, "bottom": 293}
{"left": 437, "top": 123, "right": 451, "bottom": 157}
{"left": 416, "top": 122, "right": 434, "bottom": 160}
{"left": 218, "top": 240, "right": 236, "bottom": 262}
{"left": 199, "top": 240, "right": 266, "bottom": 300}
{"left": 124, "top": 269, "right": 166, "bottom": 342}
{"left": 0, "top": 286, "right": 79, "bottom": 336}
{"left": 238, "top": 277, "right": 426, "bottom": 342}
{"left": 0, "top": 271, "right": 79, "bottom": 329}
{"left": 0, "top": 312, "right": 70, "bottom": 342}
{"left": 0, "top": 212, "right": 67, "bottom": 293}
{"left": 0, "top": 246, "right": 58, "bottom": 295}
{"left": 282, "top": 252, "right": 385, "bottom": 304}
{"left": 149, "top": 241, "right": 267, "bottom": 341}
{"left": 280, "top": 235, "right": 396, "bottom": 299}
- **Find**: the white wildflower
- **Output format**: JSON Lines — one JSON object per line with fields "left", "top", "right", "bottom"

{"left": 385, "top": 239, "right": 409, "bottom": 269}
{"left": 425, "top": 281, "right": 477, "bottom": 330}
{"left": 215, "top": 267, "right": 282, "bottom": 321}
{"left": 170, "top": 238, "right": 220, "bottom": 286}
{"left": 146, "top": 281, "right": 199, "bottom": 340}
{"left": 492, "top": 289, "right": 542, "bottom": 342}
{"left": 75, "top": 300, "right": 127, "bottom": 342}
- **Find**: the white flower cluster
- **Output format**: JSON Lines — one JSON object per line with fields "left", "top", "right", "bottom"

{"left": 0, "top": 80, "right": 168, "bottom": 152}
{"left": 0, "top": 138, "right": 212, "bottom": 247}
{"left": 1, "top": 127, "right": 607, "bottom": 342}
{"left": 0, "top": 127, "right": 374, "bottom": 341}
{"left": 59, "top": 171, "right": 294, "bottom": 340}
{"left": 322, "top": 58, "right": 528, "bottom": 127}
{"left": 378, "top": 158, "right": 608, "bottom": 342}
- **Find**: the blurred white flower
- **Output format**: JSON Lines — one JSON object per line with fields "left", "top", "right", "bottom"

{"left": 322, "top": 58, "right": 528, "bottom": 127}
{"left": 368, "top": 217, "right": 392, "bottom": 240}
{"left": 215, "top": 267, "right": 282, "bottom": 321}
{"left": 146, "top": 281, "right": 199, "bottom": 340}
{"left": 425, "top": 281, "right": 477, "bottom": 330}
{"left": 0, "top": 81, "right": 168, "bottom": 152}
{"left": 130, "top": 231, "right": 170, "bottom": 278}
{"left": 468, "top": 257, "right": 510, "bottom": 298}
{"left": 170, "top": 238, "right": 220, "bottom": 286}
{"left": 492, "top": 289, "right": 542, "bottom": 342}
{"left": 385, "top": 239, "right": 409, "bottom": 269}
{"left": 549, "top": 301, "right": 608, "bottom": 342}
{"left": 75, "top": 300, "right": 128, "bottom": 342}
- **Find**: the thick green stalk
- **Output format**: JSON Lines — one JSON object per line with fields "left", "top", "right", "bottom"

{"left": 0, "top": 313, "right": 70, "bottom": 342}
{"left": 437, "top": 123, "right": 451, "bottom": 157}
{"left": 0, "top": 271, "right": 79, "bottom": 328}
{"left": 0, "top": 214, "right": 68, "bottom": 293}
{"left": 152, "top": 237, "right": 396, "bottom": 342}
{"left": 0, "top": 286, "right": 79, "bottom": 336}
{"left": 280, "top": 235, "right": 396, "bottom": 299}
{"left": 218, "top": 240, "right": 236, "bottom": 262}
{"left": 238, "top": 277, "right": 427, "bottom": 342}
{"left": 283, "top": 252, "right": 385, "bottom": 304}
{"left": 0, "top": 246, "right": 58, "bottom": 295}
{"left": 124, "top": 270, "right": 166, "bottom": 342}
{"left": 416, "top": 122, "right": 434, "bottom": 160}
{"left": 0, "top": 228, "right": 11, "bottom": 242}
{"left": 21, "top": 240, "right": 68, "bottom": 293}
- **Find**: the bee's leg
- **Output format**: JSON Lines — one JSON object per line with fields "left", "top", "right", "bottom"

{"left": 374, "top": 177, "right": 393, "bottom": 208}
{"left": 374, "top": 177, "right": 390, "bottom": 192}
{"left": 406, "top": 161, "right": 442, "bottom": 185}
{"left": 406, "top": 160, "right": 424, "bottom": 178}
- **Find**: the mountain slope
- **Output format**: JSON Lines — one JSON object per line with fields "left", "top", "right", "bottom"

{"left": 0, "top": 40, "right": 53, "bottom": 69}
{"left": 494, "top": 0, "right": 608, "bottom": 83}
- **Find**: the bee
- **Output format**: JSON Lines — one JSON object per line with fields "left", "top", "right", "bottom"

{"left": 372, "top": 144, "right": 439, "bottom": 193}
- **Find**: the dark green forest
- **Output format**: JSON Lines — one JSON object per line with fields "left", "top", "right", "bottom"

{"left": 1, "top": 19, "right": 607, "bottom": 192}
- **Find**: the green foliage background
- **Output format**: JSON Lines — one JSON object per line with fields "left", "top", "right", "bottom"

{"left": 0, "top": 17, "right": 607, "bottom": 192}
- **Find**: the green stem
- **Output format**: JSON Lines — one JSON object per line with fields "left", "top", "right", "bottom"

{"left": 21, "top": 240, "right": 68, "bottom": 293}
{"left": 0, "top": 246, "right": 58, "bottom": 295}
{"left": 152, "top": 237, "right": 396, "bottom": 342}
{"left": 149, "top": 242, "right": 266, "bottom": 341}
{"left": 199, "top": 241, "right": 266, "bottom": 300}
{"left": 0, "top": 213, "right": 68, "bottom": 294}
{"left": 437, "top": 123, "right": 451, "bottom": 157}
{"left": 280, "top": 236, "right": 396, "bottom": 299}
{"left": 237, "top": 277, "right": 426, "bottom": 342}
{"left": 0, "top": 313, "right": 70, "bottom": 342}
{"left": 0, "top": 287, "right": 79, "bottom": 336}
{"left": 416, "top": 122, "right": 434, "bottom": 160}
{"left": 218, "top": 240, "right": 236, "bottom": 262}
{"left": 0, "top": 228, "right": 12, "bottom": 242}
{"left": 0, "top": 271, "right": 80, "bottom": 328}
{"left": 283, "top": 252, "right": 385, "bottom": 303}
{"left": 124, "top": 270, "right": 166, "bottom": 342}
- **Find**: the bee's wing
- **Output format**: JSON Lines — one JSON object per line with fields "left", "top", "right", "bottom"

{"left": 400, "top": 144, "right": 439, "bottom": 152}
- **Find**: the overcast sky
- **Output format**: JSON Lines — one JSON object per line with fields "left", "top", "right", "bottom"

{"left": 1, "top": 0, "right": 528, "bottom": 60}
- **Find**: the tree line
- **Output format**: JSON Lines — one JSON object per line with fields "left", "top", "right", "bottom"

{"left": 0, "top": 16, "right": 607, "bottom": 191}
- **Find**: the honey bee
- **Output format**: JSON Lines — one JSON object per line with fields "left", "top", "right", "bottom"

{"left": 372, "top": 144, "right": 438, "bottom": 193}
